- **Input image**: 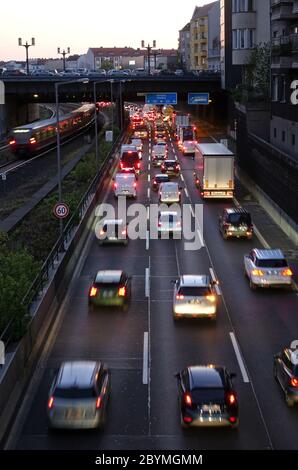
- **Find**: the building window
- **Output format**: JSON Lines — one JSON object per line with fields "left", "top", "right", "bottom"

{"left": 233, "top": 30, "right": 238, "bottom": 49}
{"left": 292, "top": 134, "right": 296, "bottom": 146}
{"left": 232, "top": 0, "right": 253, "bottom": 12}
{"left": 282, "top": 131, "right": 285, "bottom": 142}
{"left": 281, "top": 76, "right": 286, "bottom": 102}
{"left": 239, "top": 29, "right": 245, "bottom": 48}
{"left": 247, "top": 29, "right": 255, "bottom": 48}
{"left": 272, "top": 76, "right": 279, "bottom": 101}
{"left": 273, "top": 128, "right": 277, "bottom": 138}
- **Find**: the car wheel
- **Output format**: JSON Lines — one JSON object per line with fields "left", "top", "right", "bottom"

{"left": 249, "top": 279, "right": 257, "bottom": 290}
{"left": 285, "top": 393, "right": 294, "bottom": 407}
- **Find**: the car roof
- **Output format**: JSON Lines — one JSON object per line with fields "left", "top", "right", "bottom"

{"left": 115, "top": 172, "right": 136, "bottom": 180}
{"left": 188, "top": 366, "right": 225, "bottom": 389}
{"left": 95, "top": 270, "right": 123, "bottom": 283}
{"left": 57, "top": 361, "right": 99, "bottom": 388}
{"left": 253, "top": 249, "right": 285, "bottom": 260}
{"left": 225, "top": 207, "right": 250, "bottom": 215}
{"left": 179, "top": 275, "right": 210, "bottom": 287}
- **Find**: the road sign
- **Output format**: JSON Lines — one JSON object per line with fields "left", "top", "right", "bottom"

{"left": 53, "top": 202, "right": 69, "bottom": 219}
{"left": 105, "top": 131, "right": 113, "bottom": 142}
{"left": 146, "top": 93, "right": 177, "bottom": 105}
{"left": 0, "top": 80, "right": 4, "bottom": 105}
{"left": 188, "top": 93, "right": 210, "bottom": 105}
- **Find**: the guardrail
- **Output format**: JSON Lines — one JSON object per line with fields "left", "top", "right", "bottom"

{"left": 0, "top": 132, "right": 123, "bottom": 347}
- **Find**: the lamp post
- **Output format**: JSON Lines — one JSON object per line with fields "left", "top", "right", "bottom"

{"left": 18, "top": 38, "right": 35, "bottom": 75}
{"left": 57, "top": 47, "right": 70, "bottom": 72}
{"left": 141, "top": 40, "right": 156, "bottom": 76}
{"left": 110, "top": 79, "right": 114, "bottom": 139}
{"left": 55, "top": 78, "right": 89, "bottom": 237}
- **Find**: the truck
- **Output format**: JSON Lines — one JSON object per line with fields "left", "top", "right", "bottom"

{"left": 194, "top": 143, "right": 234, "bottom": 199}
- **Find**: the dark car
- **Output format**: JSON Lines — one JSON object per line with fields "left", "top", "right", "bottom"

{"left": 176, "top": 365, "right": 238, "bottom": 428}
{"left": 161, "top": 159, "right": 180, "bottom": 177}
{"left": 219, "top": 208, "right": 253, "bottom": 240}
{"left": 151, "top": 174, "right": 170, "bottom": 191}
{"left": 274, "top": 345, "right": 298, "bottom": 406}
{"left": 89, "top": 270, "right": 132, "bottom": 309}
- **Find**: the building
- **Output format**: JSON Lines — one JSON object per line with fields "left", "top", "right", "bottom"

{"left": 144, "top": 49, "right": 179, "bottom": 71}
{"left": 85, "top": 47, "right": 145, "bottom": 70}
{"left": 179, "top": 22, "right": 191, "bottom": 70}
{"left": 270, "top": 0, "right": 298, "bottom": 158}
{"left": 190, "top": 2, "right": 219, "bottom": 70}
{"left": 220, "top": 0, "right": 241, "bottom": 89}
{"left": 208, "top": 1, "right": 221, "bottom": 70}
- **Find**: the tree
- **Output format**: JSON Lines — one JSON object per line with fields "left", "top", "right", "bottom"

{"left": 244, "top": 42, "right": 271, "bottom": 100}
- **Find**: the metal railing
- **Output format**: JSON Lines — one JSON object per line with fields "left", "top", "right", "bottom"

{"left": 0, "top": 132, "right": 124, "bottom": 347}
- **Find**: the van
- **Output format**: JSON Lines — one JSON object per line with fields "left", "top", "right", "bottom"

{"left": 113, "top": 173, "right": 137, "bottom": 198}
{"left": 159, "top": 182, "right": 181, "bottom": 204}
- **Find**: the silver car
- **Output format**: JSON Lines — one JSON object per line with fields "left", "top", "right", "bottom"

{"left": 244, "top": 248, "right": 293, "bottom": 290}
{"left": 159, "top": 182, "right": 181, "bottom": 204}
{"left": 97, "top": 219, "right": 128, "bottom": 245}
{"left": 173, "top": 275, "right": 217, "bottom": 320}
{"left": 47, "top": 361, "right": 110, "bottom": 429}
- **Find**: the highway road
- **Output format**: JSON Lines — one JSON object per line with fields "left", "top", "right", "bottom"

{"left": 7, "top": 123, "right": 298, "bottom": 450}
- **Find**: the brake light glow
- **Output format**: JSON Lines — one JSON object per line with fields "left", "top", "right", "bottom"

{"left": 114, "top": 183, "right": 118, "bottom": 189}
{"left": 118, "top": 287, "right": 126, "bottom": 297}
{"left": 183, "top": 416, "right": 193, "bottom": 423}
{"left": 176, "top": 294, "right": 184, "bottom": 300}
{"left": 226, "top": 392, "right": 237, "bottom": 405}
{"left": 134, "top": 182, "right": 137, "bottom": 188}
{"left": 282, "top": 268, "right": 293, "bottom": 276}
{"left": 96, "top": 397, "right": 102, "bottom": 409}
{"left": 89, "top": 286, "right": 98, "bottom": 297}
{"left": 184, "top": 393, "right": 192, "bottom": 406}
{"left": 121, "top": 229, "right": 127, "bottom": 235}
{"left": 137, "top": 162, "right": 141, "bottom": 169}
{"left": 9, "top": 139, "right": 16, "bottom": 145}
{"left": 290, "top": 378, "right": 298, "bottom": 387}
{"left": 251, "top": 269, "right": 264, "bottom": 277}
{"left": 100, "top": 230, "right": 105, "bottom": 236}
{"left": 229, "top": 416, "right": 237, "bottom": 424}
{"left": 206, "top": 294, "right": 216, "bottom": 302}
{"left": 48, "top": 397, "right": 54, "bottom": 409}
{"left": 30, "top": 137, "right": 36, "bottom": 144}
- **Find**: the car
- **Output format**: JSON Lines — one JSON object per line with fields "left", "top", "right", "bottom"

{"left": 175, "top": 69, "right": 184, "bottom": 76}
{"left": 89, "top": 270, "right": 132, "bottom": 308}
{"left": 156, "top": 141, "right": 168, "bottom": 151}
{"left": 113, "top": 173, "right": 137, "bottom": 198}
{"left": 158, "top": 211, "right": 182, "bottom": 238}
{"left": 244, "top": 248, "right": 293, "bottom": 290}
{"left": 87, "top": 69, "right": 107, "bottom": 77}
{"left": 131, "top": 138, "right": 143, "bottom": 152}
{"left": 2, "top": 69, "right": 27, "bottom": 76}
{"left": 97, "top": 219, "right": 128, "bottom": 245}
{"left": 159, "top": 182, "right": 181, "bottom": 204}
{"left": 151, "top": 174, "right": 170, "bottom": 191}
{"left": 161, "top": 159, "right": 180, "bottom": 177}
{"left": 274, "top": 344, "right": 298, "bottom": 406}
{"left": 31, "top": 70, "right": 54, "bottom": 77}
{"left": 60, "top": 69, "right": 80, "bottom": 77}
{"left": 172, "top": 275, "right": 218, "bottom": 320}
{"left": 176, "top": 365, "right": 238, "bottom": 428}
{"left": 219, "top": 208, "right": 253, "bottom": 240}
{"left": 47, "top": 361, "right": 110, "bottom": 429}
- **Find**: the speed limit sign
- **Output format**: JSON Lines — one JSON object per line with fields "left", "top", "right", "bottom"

{"left": 53, "top": 202, "right": 70, "bottom": 219}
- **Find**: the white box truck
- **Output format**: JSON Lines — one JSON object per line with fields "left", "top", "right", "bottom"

{"left": 194, "top": 143, "right": 234, "bottom": 199}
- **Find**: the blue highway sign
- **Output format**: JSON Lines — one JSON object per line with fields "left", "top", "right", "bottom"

{"left": 146, "top": 93, "right": 177, "bottom": 105}
{"left": 188, "top": 93, "right": 210, "bottom": 105}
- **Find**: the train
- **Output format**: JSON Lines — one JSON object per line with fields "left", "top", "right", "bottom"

{"left": 8, "top": 103, "right": 95, "bottom": 156}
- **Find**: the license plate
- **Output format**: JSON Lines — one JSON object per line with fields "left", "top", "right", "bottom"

{"left": 190, "top": 299, "right": 201, "bottom": 304}
{"left": 168, "top": 167, "right": 174, "bottom": 170}
{"left": 201, "top": 404, "right": 221, "bottom": 413}
{"left": 67, "top": 409, "right": 82, "bottom": 420}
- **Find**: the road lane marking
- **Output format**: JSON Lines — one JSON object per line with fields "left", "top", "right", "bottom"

{"left": 146, "top": 230, "right": 150, "bottom": 250}
{"left": 147, "top": 187, "right": 150, "bottom": 199}
{"left": 148, "top": 163, "right": 150, "bottom": 171}
{"left": 189, "top": 205, "right": 195, "bottom": 218}
{"left": 184, "top": 187, "right": 189, "bottom": 198}
{"left": 147, "top": 175, "right": 150, "bottom": 182}
{"left": 145, "top": 268, "right": 150, "bottom": 297}
{"left": 147, "top": 206, "right": 150, "bottom": 220}
{"left": 209, "top": 267, "right": 221, "bottom": 295}
{"left": 143, "top": 332, "right": 149, "bottom": 384}
{"left": 229, "top": 332, "right": 250, "bottom": 383}
{"left": 196, "top": 229, "right": 204, "bottom": 248}
{"left": 180, "top": 174, "right": 184, "bottom": 182}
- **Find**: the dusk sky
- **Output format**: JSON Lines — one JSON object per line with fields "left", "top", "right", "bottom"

{"left": 0, "top": 0, "right": 208, "bottom": 61}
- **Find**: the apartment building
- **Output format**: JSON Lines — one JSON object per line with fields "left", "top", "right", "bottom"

{"left": 190, "top": 2, "right": 219, "bottom": 70}
{"left": 179, "top": 22, "right": 191, "bottom": 70}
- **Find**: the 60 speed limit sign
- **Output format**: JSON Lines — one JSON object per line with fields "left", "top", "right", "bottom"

{"left": 53, "top": 202, "right": 70, "bottom": 219}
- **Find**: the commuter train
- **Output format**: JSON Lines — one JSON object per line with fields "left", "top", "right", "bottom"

{"left": 9, "top": 104, "right": 95, "bottom": 156}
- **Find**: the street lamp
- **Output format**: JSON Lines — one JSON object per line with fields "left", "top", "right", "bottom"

{"left": 141, "top": 40, "right": 156, "bottom": 76}
{"left": 110, "top": 79, "right": 114, "bottom": 138}
{"left": 57, "top": 47, "right": 70, "bottom": 72}
{"left": 55, "top": 78, "right": 89, "bottom": 237}
{"left": 18, "top": 38, "right": 35, "bottom": 75}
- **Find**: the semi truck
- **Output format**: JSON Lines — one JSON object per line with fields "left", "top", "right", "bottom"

{"left": 194, "top": 143, "right": 234, "bottom": 199}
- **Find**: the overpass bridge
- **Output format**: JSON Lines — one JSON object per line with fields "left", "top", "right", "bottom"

{"left": 0, "top": 75, "right": 225, "bottom": 134}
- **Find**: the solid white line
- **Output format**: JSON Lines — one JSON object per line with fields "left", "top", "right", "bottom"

{"left": 145, "top": 268, "right": 150, "bottom": 298}
{"left": 147, "top": 187, "right": 150, "bottom": 199}
{"left": 189, "top": 205, "right": 195, "bottom": 218}
{"left": 146, "top": 230, "right": 150, "bottom": 250}
{"left": 184, "top": 187, "right": 189, "bottom": 198}
{"left": 196, "top": 229, "right": 204, "bottom": 248}
{"left": 209, "top": 267, "right": 221, "bottom": 295}
{"left": 229, "top": 332, "right": 250, "bottom": 383}
{"left": 180, "top": 174, "right": 184, "bottom": 182}
{"left": 143, "top": 332, "right": 149, "bottom": 384}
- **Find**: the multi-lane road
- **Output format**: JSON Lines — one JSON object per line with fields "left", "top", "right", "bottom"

{"left": 6, "top": 123, "right": 298, "bottom": 450}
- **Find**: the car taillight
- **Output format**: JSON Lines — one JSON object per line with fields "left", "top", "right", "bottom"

{"left": 99, "top": 230, "right": 105, "bottom": 236}
{"left": 184, "top": 393, "right": 192, "bottom": 406}
{"left": 30, "top": 137, "right": 36, "bottom": 144}
{"left": 118, "top": 287, "right": 126, "bottom": 297}
{"left": 183, "top": 416, "right": 193, "bottom": 423}
{"left": 251, "top": 269, "right": 264, "bottom": 277}
{"left": 114, "top": 183, "right": 118, "bottom": 189}
{"left": 9, "top": 139, "right": 16, "bottom": 145}
{"left": 229, "top": 416, "right": 237, "bottom": 424}
{"left": 206, "top": 294, "right": 216, "bottom": 302}
{"left": 176, "top": 294, "right": 184, "bottom": 300}
{"left": 48, "top": 397, "right": 54, "bottom": 409}
{"left": 96, "top": 397, "right": 102, "bottom": 409}
{"left": 290, "top": 378, "right": 298, "bottom": 387}
{"left": 137, "top": 162, "right": 140, "bottom": 169}
{"left": 89, "top": 286, "right": 98, "bottom": 297}
{"left": 226, "top": 392, "right": 237, "bottom": 406}
{"left": 120, "top": 162, "right": 123, "bottom": 169}
{"left": 134, "top": 182, "right": 137, "bottom": 188}
{"left": 282, "top": 268, "right": 293, "bottom": 276}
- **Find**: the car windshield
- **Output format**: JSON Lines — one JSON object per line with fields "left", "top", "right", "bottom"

{"left": 256, "top": 258, "right": 288, "bottom": 268}
{"left": 156, "top": 176, "right": 169, "bottom": 182}
{"left": 191, "top": 388, "right": 225, "bottom": 404}
{"left": 178, "top": 286, "right": 211, "bottom": 296}
{"left": 228, "top": 213, "right": 251, "bottom": 225}
{"left": 95, "top": 282, "right": 119, "bottom": 289}
{"left": 54, "top": 387, "right": 96, "bottom": 399}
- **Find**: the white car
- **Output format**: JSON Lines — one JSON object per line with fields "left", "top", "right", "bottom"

{"left": 159, "top": 182, "right": 181, "bottom": 204}
{"left": 97, "top": 219, "right": 128, "bottom": 245}
{"left": 157, "top": 211, "right": 182, "bottom": 238}
{"left": 173, "top": 275, "right": 217, "bottom": 320}
{"left": 244, "top": 249, "right": 293, "bottom": 290}
{"left": 113, "top": 173, "right": 137, "bottom": 198}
